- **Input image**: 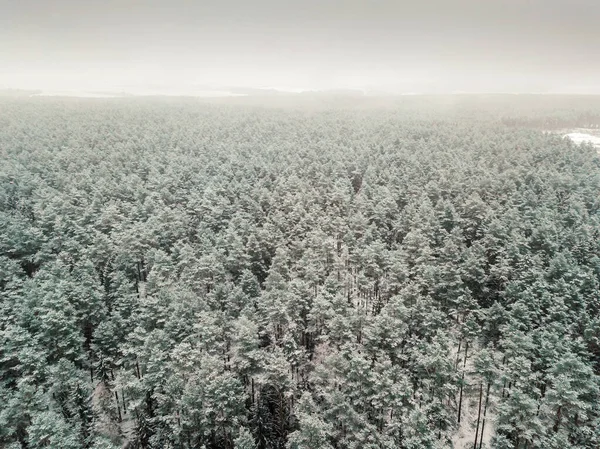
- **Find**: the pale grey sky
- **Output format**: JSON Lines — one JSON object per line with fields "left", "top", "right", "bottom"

{"left": 1, "top": 0, "right": 599, "bottom": 93}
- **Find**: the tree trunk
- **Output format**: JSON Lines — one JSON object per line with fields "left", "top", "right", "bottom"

{"left": 458, "top": 341, "right": 469, "bottom": 423}
{"left": 553, "top": 406, "right": 562, "bottom": 433}
{"left": 479, "top": 381, "right": 491, "bottom": 449}
{"left": 473, "top": 382, "right": 483, "bottom": 449}
{"left": 115, "top": 391, "right": 122, "bottom": 422}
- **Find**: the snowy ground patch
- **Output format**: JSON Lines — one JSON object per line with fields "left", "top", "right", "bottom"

{"left": 563, "top": 129, "right": 600, "bottom": 149}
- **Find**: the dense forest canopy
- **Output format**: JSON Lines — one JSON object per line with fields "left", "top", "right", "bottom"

{"left": 1, "top": 95, "right": 600, "bottom": 449}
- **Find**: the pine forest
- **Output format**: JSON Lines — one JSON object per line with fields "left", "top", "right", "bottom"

{"left": 1, "top": 94, "right": 600, "bottom": 449}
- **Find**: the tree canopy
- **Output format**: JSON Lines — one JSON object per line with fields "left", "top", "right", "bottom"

{"left": 1, "top": 95, "right": 599, "bottom": 448}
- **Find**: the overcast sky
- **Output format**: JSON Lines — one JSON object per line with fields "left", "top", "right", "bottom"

{"left": 1, "top": 0, "right": 599, "bottom": 93}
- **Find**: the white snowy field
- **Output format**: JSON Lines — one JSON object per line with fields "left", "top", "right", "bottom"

{"left": 30, "top": 91, "right": 123, "bottom": 98}
{"left": 563, "top": 130, "right": 600, "bottom": 149}
{"left": 29, "top": 88, "right": 247, "bottom": 98}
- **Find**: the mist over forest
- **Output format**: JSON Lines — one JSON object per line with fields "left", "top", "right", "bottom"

{"left": 3, "top": 0, "right": 600, "bottom": 94}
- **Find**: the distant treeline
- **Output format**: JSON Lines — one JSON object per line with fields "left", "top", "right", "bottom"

{"left": 502, "top": 113, "right": 600, "bottom": 130}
